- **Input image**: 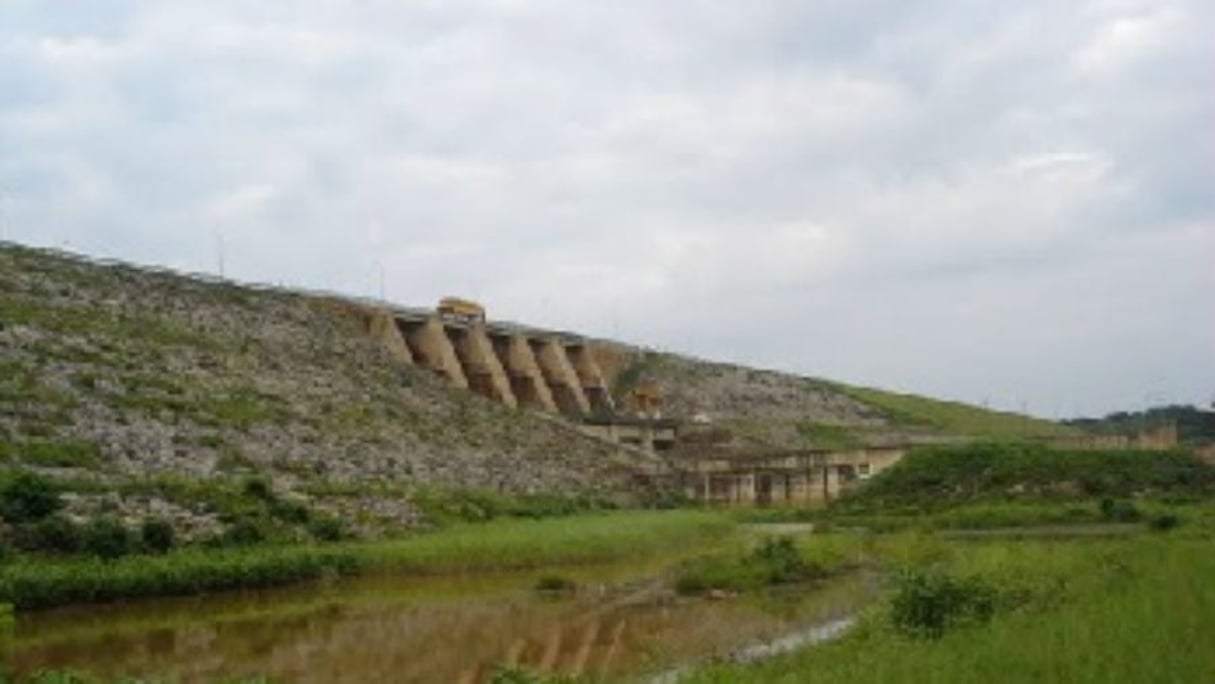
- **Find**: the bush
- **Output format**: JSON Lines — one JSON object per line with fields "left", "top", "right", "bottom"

{"left": 242, "top": 477, "right": 275, "bottom": 502}
{"left": 1099, "top": 498, "right": 1142, "bottom": 523}
{"left": 307, "top": 516, "right": 344, "bottom": 542}
{"left": 222, "top": 516, "right": 269, "bottom": 546}
{"left": 26, "top": 514, "right": 84, "bottom": 554}
{"left": 1149, "top": 513, "right": 1180, "bottom": 531}
{"left": 83, "top": 517, "right": 132, "bottom": 559}
{"left": 675, "top": 536, "right": 816, "bottom": 595}
{"left": 269, "top": 498, "right": 311, "bottom": 525}
{"left": 890, "top": 568, "right": 999, "bottom": 638}
{"left": 751, "top": 536, "right": 808, "bottom": 584}
{"left": 140, "top": 517, "right": 176, "bottom": 554}
{"left": 0, "top": 472, "right": 62, "bottom": 523}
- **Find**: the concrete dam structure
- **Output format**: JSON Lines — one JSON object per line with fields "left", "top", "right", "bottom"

{"left": 356, "top": 304, "right": 624, "bottom": 423}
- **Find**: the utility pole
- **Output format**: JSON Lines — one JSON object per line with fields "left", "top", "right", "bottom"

{"left": 375, "top": 260, "right": 386, "bottom": 301}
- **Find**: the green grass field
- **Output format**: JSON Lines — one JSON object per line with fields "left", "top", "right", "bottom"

{"left": 0, "top": 510, "right": 732, "bottom": 610}
{"left": 684, "top": 531, "right": 1215, "bottom": 683}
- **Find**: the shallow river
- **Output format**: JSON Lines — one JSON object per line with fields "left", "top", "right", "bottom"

{"left": 2, "top": 560, "right": 869, "bottom": 683}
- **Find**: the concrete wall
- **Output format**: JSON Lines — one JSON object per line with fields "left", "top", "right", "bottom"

{"left": 675, "top": 446, "right": 906, "bottom": 507}
{"left": 567, "top": 344, "right": 615, "bottom": 415}
{"left": 491, "top": 332, "right": 558, "bottom": 412}
{"left": 368, "top": 310, "right": 414, "bottom": 365}
{"left": 532, "top": 338, "right": 591, "bottom": 416}
{"left": 448, "top": 322, "right": 517, "bottom": 408}
{"left": 398, "top": 316, "right": 469, "bottom": 389}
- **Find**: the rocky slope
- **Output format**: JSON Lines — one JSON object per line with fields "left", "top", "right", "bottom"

{"left": 0, "top": 244, "right": 647, "bottom": 536}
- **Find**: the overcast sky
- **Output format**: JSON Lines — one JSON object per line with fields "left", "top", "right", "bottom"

{"left": 1, "top": 1, "right": 1211, "bottom": 418}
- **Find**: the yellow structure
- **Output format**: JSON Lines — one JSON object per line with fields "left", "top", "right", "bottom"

{"left": 437, "top": 296, "right": 486, "bottom": 323}
{"left": 630, "top": 380, "right": 663, "bottom": 418}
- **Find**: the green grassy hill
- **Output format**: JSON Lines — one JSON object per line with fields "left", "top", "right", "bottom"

{"left": 840, "top": 441, "right": 1215, "bottom": 511}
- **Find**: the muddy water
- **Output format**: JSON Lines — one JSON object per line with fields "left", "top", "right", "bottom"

{"left": 3, "top": 563, "right": 869, "bottom": 683}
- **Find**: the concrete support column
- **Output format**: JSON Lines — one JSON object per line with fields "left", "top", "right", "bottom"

{"left": 824, "top": 465, "right": 841, "bottom": 502}
{"left": 399, "top": 316, "right": 468, "bottom": 389}
{"left": 492, "top": 333, "right": 558, "bottom": 412}
{"left": 365, "top": 310, "right": 413, "bottom": 364}
{"left": 739, "top": 473, "right": 756, "bottom": 505}
{"left": 533, "top": 337, "right": 591, "bottom": 416}
{"left": 566, "top": 344, "right": 615, "bottom": 414}
{"left": 449, "top": 323, "right": 517, "bottom": 408}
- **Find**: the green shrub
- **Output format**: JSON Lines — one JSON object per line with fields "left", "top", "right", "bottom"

{"left": 82, "top": 517, "right": 132, "bottom": 560}
{"left": 751, "top": 536, "right": 808, "bottom": 583}
{"left": 1149, "top": 513, "right": 1180, "bottom": 531}
{"left": 269, "top": 498, "right": 311, "bottom": 525}
{"left": 242, "top": 476, "right": 275, "bottom": 502}
{"left": 889, "top": 568, "right": 999, "bottom": 638}
{"left": 1099, "top": 498, "right": 1142, "bottom": 522}
{"left": 221, "top": 516, "right": 269, "bottom": 546}
{"left": 26, "top": 514, "right": 84, "bottom": 554}
{"left": 0, "top": 471, "right": 62, "bottom": 523}
{"left": 139, "top": 517, "right": 176, "bottom": 554}
{"left": 675, "top": 536, "right": 816, "bottom": 595}
{"left": 307, "top": 516, "right": 344, "bottom": 542}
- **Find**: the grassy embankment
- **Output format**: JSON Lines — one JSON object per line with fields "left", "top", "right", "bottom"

{"left": 834, "top": 384, "right": 1075, "bottom": 439}
{"left": 685, "top": 531, "right": 1215, "bottom": 684}
{"left": 679, "top": 442, "right": 1215, "bottom": 683}
{"left": 0, "top": 509, "right": 731, "bottom": 610}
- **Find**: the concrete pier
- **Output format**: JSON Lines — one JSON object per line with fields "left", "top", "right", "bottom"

{"left": 533, "top": 337, "right": 592, "bottom": 416}
{"left": 447, "top": 322, "right": 517, "bottom": 408}
{"left": 398, "top": 316, "right": 468, "bottom": 389}
{"left": 491, "top": 332, "right": 558, "bottom": 412}
{"left": 567, "top": 343, "right": 614, "bottom": 415}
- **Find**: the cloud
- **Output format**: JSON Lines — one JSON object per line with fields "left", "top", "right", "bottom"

{"left": 0, "top": 0, "right": 1211, "bottom": 415}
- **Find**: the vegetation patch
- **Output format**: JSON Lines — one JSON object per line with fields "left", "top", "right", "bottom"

{"left": 675, "top": 535, "right": 854, "bottom": 595}
{"left": 832, "top": 384, "right": 1074, "bottom": 438}
{"left": 411, "top": 487, "right": 614, "bottom": 526}
{"left": 795, "top": 422, "right": 863, "bottom": 449}
{"left": 0, "top": 510, "right": 731, "bottom": 610}
{"left": 889, "top": 568, "right": 1001, "bottom": 638}
{"left": 0, "top": 440, "right": 103, "bottom": 470}
{"left": 683, "top": 533, "right": 1215, "bottom": 683}
{"left": 839, "top": 441, "right": 1215, "bottom": 511}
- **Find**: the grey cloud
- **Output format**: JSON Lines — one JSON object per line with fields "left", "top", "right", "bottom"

{"left": 0, "top": 0, "right": 1211, "bottom": 415}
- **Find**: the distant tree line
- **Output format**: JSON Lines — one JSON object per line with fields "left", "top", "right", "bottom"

{"left": 1064, "top": 404, "right": 1215, "bottom": 444}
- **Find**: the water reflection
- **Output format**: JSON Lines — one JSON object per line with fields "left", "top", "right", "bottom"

{"left": 6, "top": 566, "right": 867, "bottom": 683}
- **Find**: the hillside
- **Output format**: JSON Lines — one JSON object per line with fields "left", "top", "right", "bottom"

{"left": 0, "top": 244, "right": 647, "bottom": 537}
{"left": 604, "top": 351, "right": 1072, "bottom": 450}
